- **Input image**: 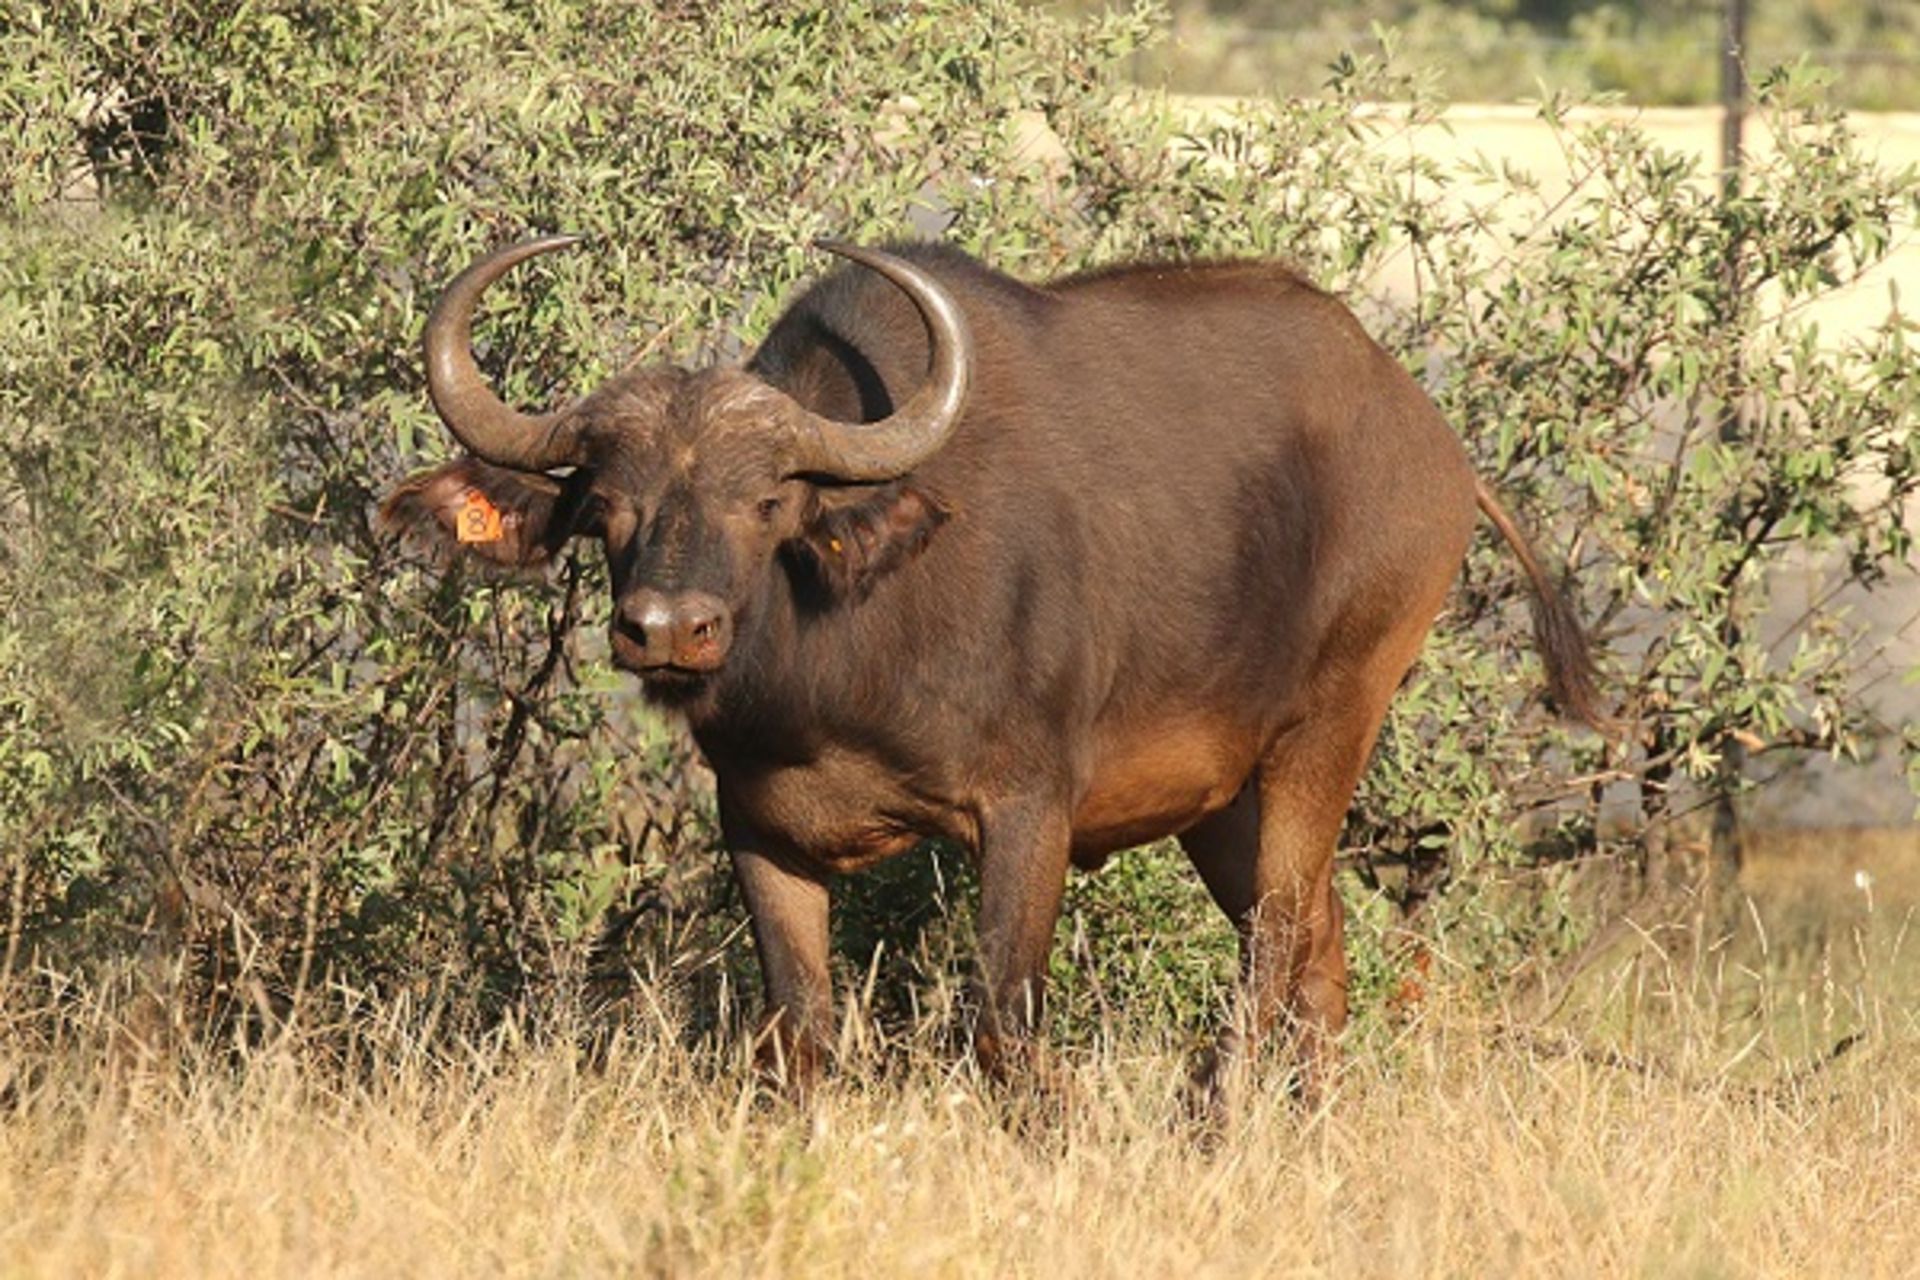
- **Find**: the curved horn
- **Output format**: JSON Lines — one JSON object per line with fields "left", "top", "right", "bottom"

{"left": 783, "top": 241, "right": 974, "bottom": 481}
{"left": 423, "top": 234, "right": 587, "bottom": 471}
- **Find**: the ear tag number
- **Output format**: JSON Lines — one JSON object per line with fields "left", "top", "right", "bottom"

{"left": 457, "top": 489, "right": 505, "bottom": 544}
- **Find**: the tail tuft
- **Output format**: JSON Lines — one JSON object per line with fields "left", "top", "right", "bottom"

{"left": 1474, "top": 479, "right": 1610, "bottom": 733}
{"left": 1526, "top": 570, "right": 1606, "bottom": 731}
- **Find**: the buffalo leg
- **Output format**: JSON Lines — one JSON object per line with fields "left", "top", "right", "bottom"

{"left": 1180, "top": 712, "right": 1383, "bottom": 1108}
{"left": 728, "top": 842, "right": 832, "bottom": 1091}
{"left": 971, "top": 796, "right": 1073, "bottom": 1080}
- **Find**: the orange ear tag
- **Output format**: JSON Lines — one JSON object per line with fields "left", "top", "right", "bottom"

{"left": 456, "top": 489, "right": 505, "bottom": 544}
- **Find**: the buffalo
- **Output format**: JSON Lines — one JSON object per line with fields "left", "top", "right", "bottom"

{"left": 381, "top": 235, "right": 1599, "bottom": 1103}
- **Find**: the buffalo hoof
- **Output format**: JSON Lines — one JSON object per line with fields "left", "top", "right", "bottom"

{"left": 1183, "top": 1031, "right": 1338, "bottom": 1146}
{"left": 1182, "top": 1041, "right": 1247, "bottom": 1147}
{"left": 749, "top": 1016, "right": 825, "bottom": 1103}
{"left": 972, "top": 1034, "right": 1077, "bottom": 1137}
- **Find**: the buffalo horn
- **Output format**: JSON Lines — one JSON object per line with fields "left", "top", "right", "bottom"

{"left": 782, "top": 241, "right": 974, "bottom": 481}
{"left": 423, "top": 234, "right": 587, "bottom": 471}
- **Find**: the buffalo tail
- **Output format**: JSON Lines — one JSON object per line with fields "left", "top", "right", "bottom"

{"left": 1474, "top": 477, "right": 1607, "bottom": 732}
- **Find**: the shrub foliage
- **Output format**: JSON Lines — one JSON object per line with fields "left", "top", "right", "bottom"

{"left": 2, "top": 1, "right": 1915, "bottom": 1044}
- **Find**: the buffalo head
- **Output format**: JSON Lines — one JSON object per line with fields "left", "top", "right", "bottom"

{"left": 381, "top": 237, "right": 972, "bottom": 699}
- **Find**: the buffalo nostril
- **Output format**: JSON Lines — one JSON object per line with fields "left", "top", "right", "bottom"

{"left": 613, "top": 593, "right": 681, "bottom": 668}
{"left": 622, "top": 596, "right": 671, "bottom": 631}
{"left": 672, "top": 597, "right": 731, "bottom": 670}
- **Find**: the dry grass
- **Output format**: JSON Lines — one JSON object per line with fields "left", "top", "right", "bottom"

{"left": 5, "top": 835, "right": 1919, "bottom": 1279}
{"left": 4, "top": 1002, "right": 1914, "bottom": 1277}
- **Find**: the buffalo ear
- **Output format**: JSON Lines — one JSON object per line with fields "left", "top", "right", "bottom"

{"left": 786, "top": 481, "right": 950, "bottom": 604}
{"left": 377, "top": 457, "right": 599, "bottom": 569}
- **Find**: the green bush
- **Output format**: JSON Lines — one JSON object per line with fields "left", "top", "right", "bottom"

{"left": 2, "top": 2, "right": 1915, "bottom": 1050}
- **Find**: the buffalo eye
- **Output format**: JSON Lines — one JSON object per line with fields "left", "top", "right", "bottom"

{"left": 755, "top": 494, "right": 784, "bottom": 523}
